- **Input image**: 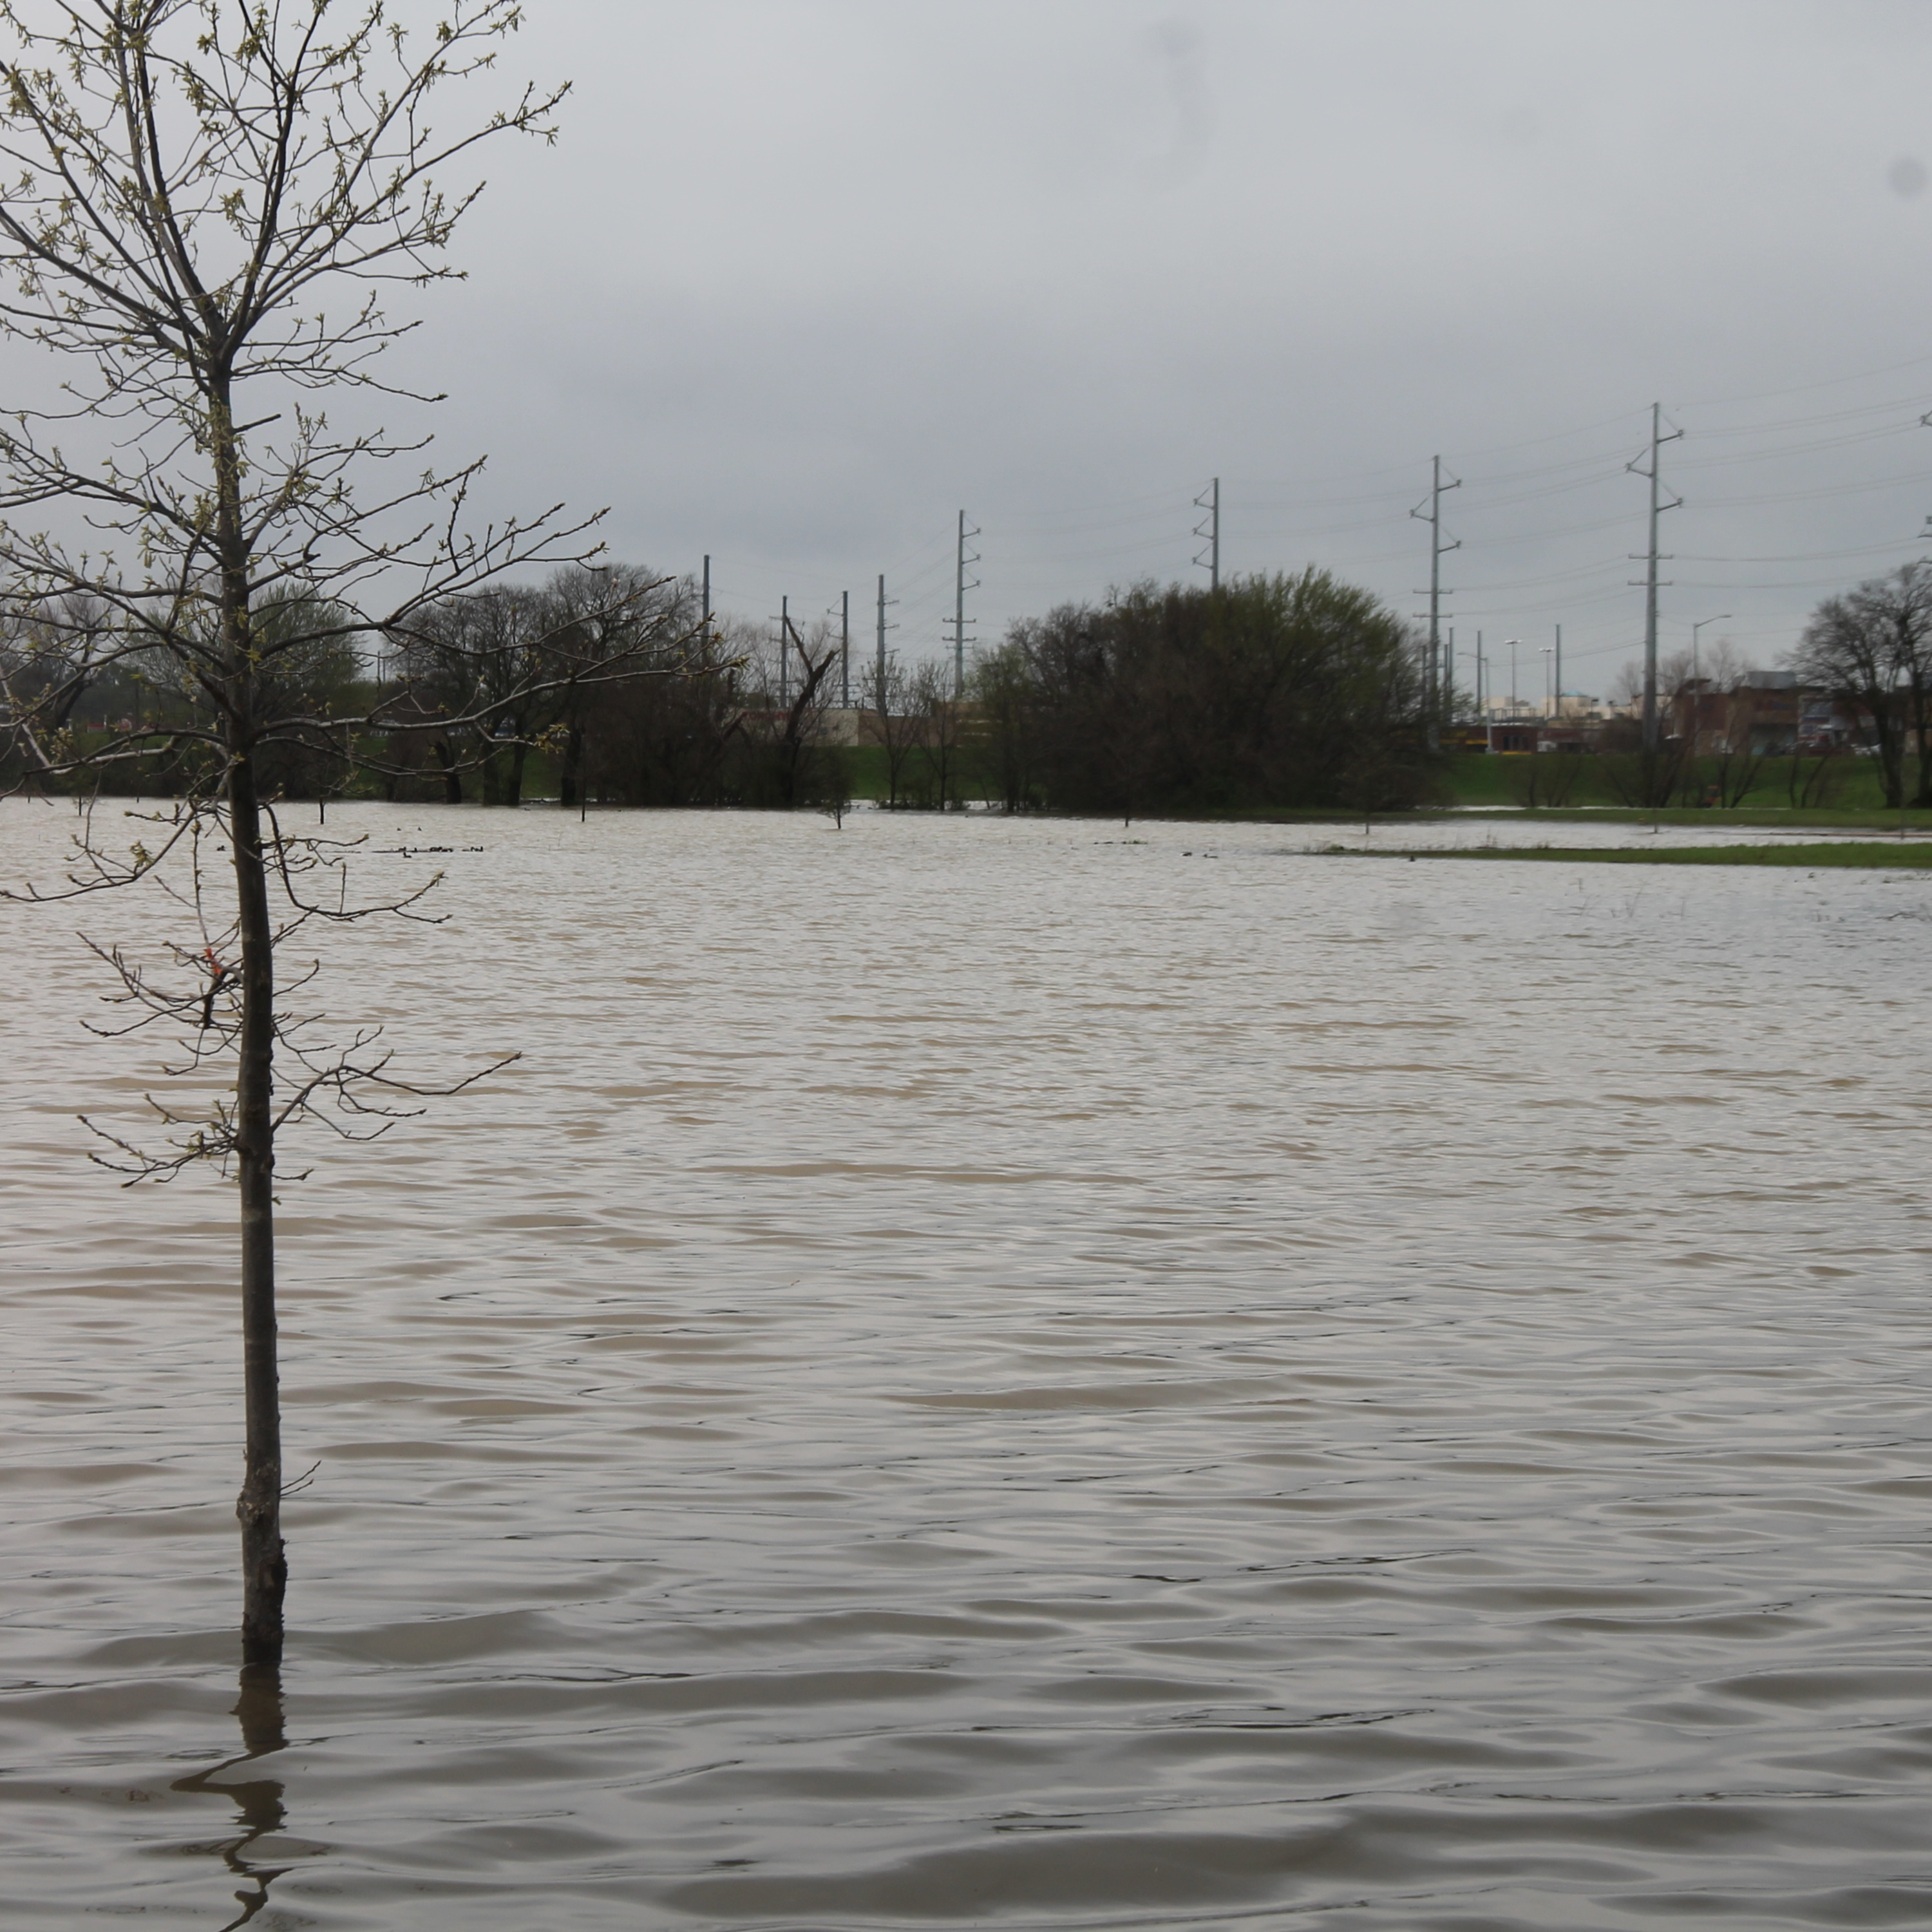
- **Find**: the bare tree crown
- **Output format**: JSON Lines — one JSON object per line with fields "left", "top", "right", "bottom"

{"left": 0, "top": 1, "right": 598, "bottom": 781}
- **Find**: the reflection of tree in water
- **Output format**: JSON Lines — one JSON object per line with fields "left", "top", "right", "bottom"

{"left": 170, "top": 1665, "right": 290, "bottom": 1929}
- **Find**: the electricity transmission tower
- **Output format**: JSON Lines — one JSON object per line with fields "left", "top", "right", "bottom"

{"left": 1193, "top": 477, "right": 1220, "bottom": 592}
{"left": 840, "top": 591, "right": 850, "bottom": 708}
{"left": 775, "top": 595, "right": 790, "bottom": 705}
{"left": 951, "top": 511, "right": 980, "bottom": 697}
{"left": 701, "top": 554, "right": 711, "bottom": 629}
{"left": 1411, "top": 456, "right": 1461, "bottom": 735}
{"left": 1627, "top": 402, "right": 1683, "bottom": 754}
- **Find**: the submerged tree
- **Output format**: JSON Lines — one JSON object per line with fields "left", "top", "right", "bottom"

{"left": 0, "top": 3, "right": 635, "bottom": 1665}
{"left": 571, "top": 573, "right": 743, "bottom": 807}
{"left": 909, "top": 658, "right": 974, "bottom": 808}
{"left": 860, "top": 652, "right": 919, "bottom": 808}
{"left": 730, "top": 610, "right": 849, "bottom": 808}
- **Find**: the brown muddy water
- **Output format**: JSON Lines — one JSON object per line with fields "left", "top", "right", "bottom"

{"left": 4, "top": 799, "right": 1932, "bottom": 1930}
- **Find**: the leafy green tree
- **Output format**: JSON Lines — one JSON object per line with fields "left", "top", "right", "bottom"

{"left": 969, "top": 638, "right": 1042, "bottom": 811}
{"left": 986, "top": 571, "right": 1428, "bottom": 815}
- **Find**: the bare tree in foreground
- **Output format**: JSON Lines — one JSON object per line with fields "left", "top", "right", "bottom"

{"left": 0, "top": 2, "right": 632, "bottom": 1665}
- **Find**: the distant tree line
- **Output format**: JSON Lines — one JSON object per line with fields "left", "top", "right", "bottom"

{"left": 1498, "top": 559, "right": 1932, "bottom": 813}
{"left": 5, "top": 564, "right": 1441, "bottom": 815}
{"left": 26, "top": 547, "right": 1932, "bottom": 820}
{"left": 0, "top": 564, "right": 856, "bottom": 809}
{"left": 380, "top": 562, "right": 852, "bottom": 809}
{"left": 1, "top": 588, "right": 367, "bottom": 799}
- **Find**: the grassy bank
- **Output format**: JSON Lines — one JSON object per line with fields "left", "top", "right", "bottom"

{"left": 33, "top": 735, "right": 1932, "bottom": 831}
{"left": 1452, "top": 802, "right": 1932, "bottom": 833}
{"left": 1437, "top": 750, "right": 1908, "bottom": 815}
{"left": 1334, "top": 841, "right": 1932, "bottom": 870}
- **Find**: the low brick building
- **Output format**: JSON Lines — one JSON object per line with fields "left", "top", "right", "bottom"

{"left": 1667, "top": 672, "right": 1861, "bottom": 755}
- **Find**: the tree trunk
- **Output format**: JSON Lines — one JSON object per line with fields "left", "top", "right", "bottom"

{"left": 1875, "top": 705, "right": 1904, "bottom": 808}
{"left": 506, "top": 741, "right": 527, "bottom": 807}
{"left": 558, "top": 718, "right": 583, "bottom": 808}
{"left": 433, "top": 738, "right": 463, "bottom": 805}
{"left": 214, "top": 377, "right": 287, "bottom": 1668}
{"left": 228, "top": 734, "right": 286, "bottom": 1669}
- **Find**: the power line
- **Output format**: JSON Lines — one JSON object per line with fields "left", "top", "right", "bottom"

{"left": 683, "top": 363, "right": 1932, "bottom": 683}
{"left": 1680, "top": 348, "right": 1932, "bottom": 411}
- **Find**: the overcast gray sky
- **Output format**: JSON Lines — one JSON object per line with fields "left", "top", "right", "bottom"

{"left": 386, "top": 0, "right": 1932, "bottom": 698}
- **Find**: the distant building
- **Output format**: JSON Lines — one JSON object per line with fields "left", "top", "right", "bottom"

{"left": 1667, "top": 671, "right": 1860, "bottom": 756}
{"left": 1446, "top": 716, "right": 1593, "bottom": 754}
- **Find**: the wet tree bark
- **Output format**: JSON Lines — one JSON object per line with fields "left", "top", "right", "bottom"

{"left": 558, "top": 717, "right": 584, "bottom": 808}
{"left": 231, "top": 754, "right": 285, "bottom": 1665}
{"left": 215, "top": 381, "right": 286, "bottom": 1666}
{"left": 433, "top": 738, "right": 464, "bottom": 804}
{"left": 0, "top": 0, "right": 580, "bottom": 1678}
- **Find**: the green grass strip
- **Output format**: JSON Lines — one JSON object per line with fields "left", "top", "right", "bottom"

{"left": 1450, "top": 804, "right": 1932, "bottom": 831}
{"left": 1334, "top": 842, "right": 1932, "bottom": 869}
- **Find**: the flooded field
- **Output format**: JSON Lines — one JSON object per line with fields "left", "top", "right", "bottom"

{"left": 5, "top": 798, "right": 1931, "bottom": 1929}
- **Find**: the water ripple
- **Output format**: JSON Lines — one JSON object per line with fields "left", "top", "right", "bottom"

{"left": 3, "top": 800, "right": 1931, "bottom": 1927}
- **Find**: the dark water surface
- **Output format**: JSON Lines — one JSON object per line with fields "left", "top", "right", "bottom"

{"left": 5, "top": 802, "right": 1932, "bottom": 1929}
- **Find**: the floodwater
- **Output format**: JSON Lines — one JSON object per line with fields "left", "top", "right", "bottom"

{"left": 4, "top": 798, "right": 1932, "bottom": 1930}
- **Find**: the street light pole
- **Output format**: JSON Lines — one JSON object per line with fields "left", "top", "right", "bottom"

{"left": 1690, "top": 613, "right": 1730, "bottom": 755}
{"left": 1541, "top": 645, "right": 1554, "bottom": 721}
{"left": 1690, "top": 614, "right": 1730, "bottom": 688}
